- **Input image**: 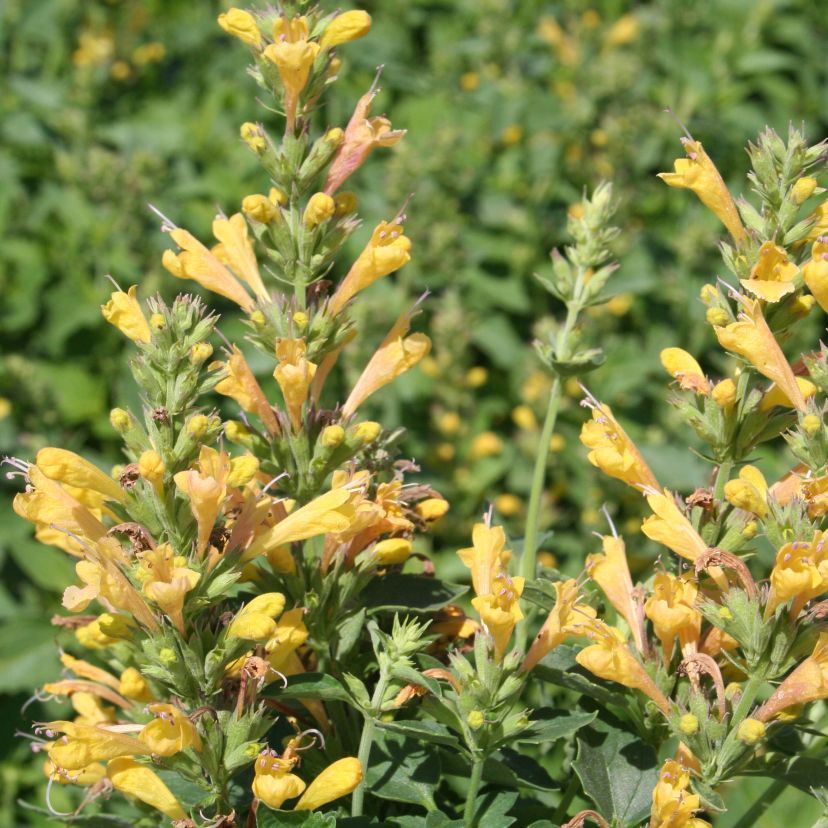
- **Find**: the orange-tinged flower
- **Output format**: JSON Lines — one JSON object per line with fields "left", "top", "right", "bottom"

{"left": 107, "top": 757, "right": 186, "bottom": 820}
{"left": 294, "top": 757, "right": 363, "bottom": 810}
{"left": 174, "top": 446, "right": 230, "bottom": 556}
{"left": 739, "top": 241, "right": 799, "bottom": 302}
{"left": 212, "top": 213, "right": 269, "bottom": 302}
{"left": 714, "top": 297, "right": 806, "bottom": 411}
{"left": 644, "top": 572, "right": 701, "bottom": 663}
{"left": 273, "top": 338, "right": 317, "bottom": 430}
{"left": 522, "top": 578, "right": 596, "bottom": 671}
{"left": 471, "top": 570, "right": 525, "bottom": 660}
{"left": 101, "top": 285, "right": 151, "bottom": 343}
{"left": 658, "top": 137, "right": 746, "bottom": 244}
{"left": 457, "top": 523, "right": 511, "bottom": 597}
{"left": 213, "top": 346, "right": 280, "bottom": 435}
{"left": 139, "top": 703, "right": 201, "bottom": 756}
{"left": 576, "top": 620, "right": 671, "bottom": 714}
{"left": 660, "top": 348, "right": 710, "bottom": 394}
{"left": 324, "top": 89, "right": 406, "bottom": 195}
{"left": 580, "top": 401, "right": 659, "bottom": 490}
{"left": 723, "top": 465, "right": 768, "bottom": 517}
{"left": 328, "top": 221, "right": 411, "bottom": 315}
{"left": 756, "top": 632, "right": 828, "bottom": 721}
{"left": 342, "top": 307, "right": 430, "bottom": 417}
{"left": 586, "top": 535, "right": 644, "bottom": 652}
{"left": 136, "top": 543, "right": 200, "bottom": 632}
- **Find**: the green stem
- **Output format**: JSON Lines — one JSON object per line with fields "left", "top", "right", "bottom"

{"left": 730, "top": 671, "right": 765, "bottom": 728}
{"left": 463, "top": 756, "right": 485, "bottom": 827}
{"left": 730, "top": 778, "right": 786, "bottom": 828}
{"left": 713, "top": 458, "right": 734, "bottom": 503}
{"left": 552, "top": 772, "right": 580, "bottom": 825}
{"left": 351, "top": 673, "right": 389, "bottom": 817}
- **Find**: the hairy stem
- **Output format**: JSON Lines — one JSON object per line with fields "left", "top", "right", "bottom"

{"left": 351, "top": 673, "right": 389, "bottom": 817}
{"left": 463, "top": 756, "right": 485, "bottom": 827}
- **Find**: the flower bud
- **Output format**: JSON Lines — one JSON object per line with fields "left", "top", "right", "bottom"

{"left": 512, "top": 405, "right": 537, "bottom": 431}
{"left": 325, "top": 127, "right": 344, "bottom": 147}
{"left": 242, "top": 193, "right": 277, "bottom": 223}
{"left": 110, "top": 407, "right": 131, "bottom": 432}
{"left": 320, "top": 10, "right": 372, "bottom": 49}
{"left": 149, "top": 312, "right": 166, "bottom": 331}
{"left": 250, "top": 310, "right": 266, "bottom": 327}
{"left": 802, "top": 413, "right": 822, "bottom": 436}
{"left": 98, "top": 613, "right": 133, "bottom": 639}
{"left": 438, "top": 411, "right": 461, "bottom": 435}
{"left": 225, "top": 421, "right": 254, "bottom": 447}
{"left": 119, "top": 667, "right": 153, "bottom": 702}
{"left": 292, "top": 311, "right": 309, "bottom": 330}
{"left": 334, "top": 192, "right": 358, "bottom": 216}
{"left": 228, "top": 455, "right": 260, "bottom": 487}
{"left": 373, "top": 538, "right": 412, "bottom": 565}
{"left": 353, "top": 421, "right": 381, "bottom": 444}
{"left": 240, "top": 122, "right": 267, "bottom": 154}
{"left": 321, "top": 425, "right": 345, "bottom": 448}
{"left": 737, "top": 718, "right": 766, "bottom": 745}
{"left": 217, "top": 8, "right": 263, "bottom": 49}
{"left": 706, "top": 307, "right": 730, "bottom": 327}
{"left": 792, "top": 176, "right": 818, "bottom": 205}
{"left": 189, "top": 342, "right": 213, "bottom": 364}
{"left": 158, "top": 647, "right": 177, "bottom": 665}
{"left": 679, "top": 713, "right": 699, "bottom": 736}
{"left": 467, "top": 710, "right": 485, "bottom": 730}
{"left": 742, "top": 521, "right": 758, "bottom": 539}
{"left": 303, "top": 192, "right": 336, "bottom": 227}
{"left": 416, "top": 498, "right": 449, "bottom": 521}
{"left": 699, "top": 283, "right": 719, "bottom": 304}
{"left": 465, "top": 366, "right": 488, "bottom": 387}
{"left": 712, "top": 378, "right": 737, "bottom": 408}
{"left": 268, "top": 186, "right": 287, "bottom": 207}
{"left": 186, "top": 415, "right": 210, "bottom": 438}
{"left": 138, "top": 450, "right": 165, "bottom": 489}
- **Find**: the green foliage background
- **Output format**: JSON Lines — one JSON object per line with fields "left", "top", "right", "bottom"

{"left": 0, "top": 0, "right": 826, "bottom": 824}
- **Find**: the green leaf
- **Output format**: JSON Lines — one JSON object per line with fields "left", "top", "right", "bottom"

{"left": 473, "top": 790, "right": 518, "bottom": 828}
{"left": 367, "top": 729, "right": 440, "bottom": 808}
{"left": 376, "top": 718, "right": 460, "bottom": 748}
{"left": 483, "top": 748, "right": 558, "bottom": 792}
{"left": 155, "top": 770, "right": 211, "bottom": 809}
{"left": 335, "top": 607, "right": 367, "bottom": 661}
{"left": 693, "top": 778, "right": 727, "bottom": 813}
{"left": 361, "top": 574, "right": 467, "bottom": 614}
{"left": 257, "top": 810, "right": 337, "bottom": 828}
{"left": 515, "top": 708, "right": 597, "bottom": 745}
{"left": 573, "top": 716, "right": 659, "bottom": 827}
{"left": 532, "top": 645, "right": 629, "bottom": 708}
{"left": 0, "top": 618, "right": 61, "bottom": 692}
{"left": 750, "top": 756, "right": 828, "bottom": 796}
{"left": 267, "top": 673, "right": 355, "bottom": 705}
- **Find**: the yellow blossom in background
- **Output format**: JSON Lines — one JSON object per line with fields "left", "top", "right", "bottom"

{"left": 218, "top": 8, "right": 263, "bottom": 49}
{"left": 470, "top": 431, "right": 503, "bottom": 459}
{"left": 714, "top": 298, "right": 806, "bottom": 411}
{"left": 660, "top": 348, "right": 710, "bottom": 394}
{"left": 740, "top": 241, "right": 799, "bottom": 302}
{"left": 658, "top": 137, "right": 747, "bottom": 244}
{"left": 100, "top": 285, "right": 151, "bottom": 344}
{"left": 320, "top": 10, "right": 372, "bottom": 49}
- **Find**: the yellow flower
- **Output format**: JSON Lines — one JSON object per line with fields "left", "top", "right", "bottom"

{"left": 580, "top": 401, "right": 659, "bottom": 490}
{"left": 792, "top": 176, "right": 818, "bottom": 204}
{"left": 757, "top": 632, "right": 828, "bottom": 721}
{"left": 303, "top": 192, "right": 336, "bottom": 227}
{"left": 723, "top": 465, "right": 768, "bottom": 517}
{"left": 273, "top": 338, "right": 318, "bottom": 430}
{"left": 658, "top": 137, "right": 746, "bottom": 244}
{"left": 740, "top": 241, "right": 799, "bottom": 302}
{"left": 218, "top": 8, "right": 263, "bottom": 49}
{"left": 263, "top": 17, "right": 320, "bottom": 132}
{"left": 213, "top": 345, "right": 280, "bottom": 435}
{"left": 714, "top": 297, "right": 806, "bottom": 411}
{"left": 585, "top": 535, "right": 644, "bottom": 652}
{"left": 324, "top": 90, "right": 406, "bottom": 194}
{"left": 44, "top": 758, "right": 106, "bottom": 786}
{"left": 36, "top": 447, "right": 125, "bottom": 503}
{"left": 212, "top": 213, "right": 269, "bottom": 302}
{"left": 295, "top": 757, "right": 363, "bottom": 810}
{"left": 45, "top": 721, "right": 146, "bottom": 771}
{"left": 641, "top": 491, "right": 711, "bottom": 565}
{"left": 162, "top": 226, "right": 255, "bottom": 311}
{"left": 470, "top": 431, "right": 503, "bottom": 459}
{"left": 373, "top": 538, "right": 412, "bottom": 565}
{"left": 644, "top": 572, "right": 701, "bottom": 663}
{"left": 650, "top": 759, "right": 710, "bottom": 828}
{"left": 737, "top": 718, "right": 766, "bottom": 744}
{"left": 119, "top": 667, "right": 153, "bottom": 702}
{"left": 711, "top": 378, "right": 737, "bottom": 408}
{"left": 137, "top": 543, "right": 200, "bottom": 632}
{"left": 472, "top": 571, "right": 524, "bottom": 660}
{"left": 139, "top": 703, "right": 202, "bottom": 756}
{"left": 522, "top": 579, "right": 596, "bottom": 671}
{"left": 329, "top": 221, "right": 412, "bottom": 315}
{"left": 659, "top": 348, "right": 710, "bottom": 394}
{"left": 228, "top": 592, "right": 286, "bottom": 640}
{"left": 576, "top": 620, "right": 671, "bottom": 714}
{"left": 320, "top": 10, "right": 371, "bottom": 49}
{"left": 138, "top": 449, "right": 165, "bottom": 494}
{"left": 803, "top": 238, "right": 828, "bottom": 312}
{"left": 107, "top": 757, "right": 186, "bottom": 820}
{"left": 759, "top": 376, "right": 816, "bottom": 411}
{"left": 227, "top": 454, "right": 260, "bottom": 487}
{"left": 100, "top": 285, "right": 151, "bottom": 343}
{"left": 242, "top": 193, "right": 278, "bottom": 223}
{"left": 253, "top": 747, "right": 306, "bottom": 809}
{"left": 342, "top": 307, "right": 430, "bottom": 416}
{"left": 174, "top": 446, "right": 230, "bottom": 556}
{"left": 457, "top": 523, "right": 511, "bottom": 596}
{"left": 765, "top": 531, "right": 828, "bottom": 618}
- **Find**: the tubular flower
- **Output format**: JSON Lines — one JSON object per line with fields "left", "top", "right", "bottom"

{"left": 44, "top": 721, "right": 147, "bottom": 771}
{"left": 740, "top": 241, "right": 799, "bottom": 302}
{"left": 756, "top": 633, "right": 828, "bottom": 721}
{"left": 273, "top": 338, "right": 318, "bottom": 430}
{"left": 139, "top": 703, "right": 202, "bottom": 756}
{"left": 101, "top": 285, "right": 151, "bottom": 343}
{"left": 342, "top": 307, "right": 431, "bottom": 417}
{"left": 641, "top": 490, "right": 712, "bottom": 569}
{"left": 252, "top": 747, "right": 306, "bottom": 809}
{"left": 765, "top": 532, "right": 828, "bottom": 618}
{"left": 137, "top": 543, "right": 200, "bottom": 633}
{"left": 644, "top": 573, "right": 701, "bottom": 664}
{"left": 212, "top": 213, "right": 269, "bottom": 302}
{"left": 263, "top": 17, "right": 319, "bottom": 132}
{"left": 324, "top": 89, "right": 406, "bottom": 194}
{"left": 585, "top": 535, "right": 644, "bottom": 652}
{"left": 227, "top": 592, "right": 287, "bottom": 641}
{"left": 243, "top": 487, "right": 358, "bottom": 561}
{"left": 457, "top": 523, "right": 512, "bottom": 598}
{"left": 36, "top": 447, "right": 125, "bottom": 503}
{"left": 162, "top": 226, "right": 255, "bottom": 312}
{"left": 174, "top": 446, "right": 230, "bottom": 556}
{"left": 759, "top": 376, "right": 816, "bottom": 411}
{"left": 658, "top": 137, "right": 746, "bottom": 244}
{"left": 723, "top": 465, "right": 769, "bottom": 517}
{"left": 217, "top": 8, "right": 263, "bottom": 49}
{"left": 264, "top": 607, "right": 309, "bottom": 675}
{"left": 119, "top": 667, "right": 153, "bottom": 703}
{"left": 294, "top": 757, "right": 364, "bottom": 810}
{"left": 471, "top": 570, "right": 525, "bottom": 660}
{"left": 649, "top": 759, "right": 710, "bottom": 828}
{"left": 522, "top": 578, "right": 596, "bottom": 672}
{"left": 213, "top": 346, "right": 280, "bottom": 435}
{"left": 660, "top": 348, "right": 711, "bottom": 395}
{"left": 107, "top": 757, "right": 186, "bottom": 820}
{"left": 714, "top": 298, "right": 806, "bottom": 411}
{"left": 328, "top": 220, "right": 412, "bottom": 314}
{"left": 320, "top": 10, "right": 371, "bottom": 49}
{"left": 44, "top": 758, "right": 106, "bottom": 787}
{"left": 575, "top": 620, "right": 671, "bottom": 714}
{"left": 803, "top": 238, "right": 828, "bottom": 312}
{"left": 580, "top": 401, "right": 659, "bottom": 490}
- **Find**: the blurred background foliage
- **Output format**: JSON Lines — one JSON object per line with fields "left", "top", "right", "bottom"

{"left": 1, "top": 0, "right": 826, "bottom": 824}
